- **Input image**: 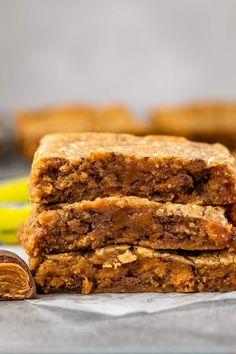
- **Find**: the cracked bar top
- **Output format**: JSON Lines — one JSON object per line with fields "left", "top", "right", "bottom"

{"left": 30, "top": 133, "right": 236, "bottom": 205}
{"left": 30, "top": 245, "right": 236, "bottom": 294}
{"left": 20, "top": 197, "right": 234, "bottom": 257}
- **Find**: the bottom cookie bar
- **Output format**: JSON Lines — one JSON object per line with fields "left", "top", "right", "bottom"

{"left": 31, "top": 245, "right": 236, "bottom": 294}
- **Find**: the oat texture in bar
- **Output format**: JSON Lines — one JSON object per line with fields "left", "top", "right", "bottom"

{"left": 30, "top": 133, "right": 236, "bottom": 205}
{"left": 20, "top": 197, "right": 234, "bottom": 256}
{"left": 31, "top": 245, "right": 236, "bottom": 294}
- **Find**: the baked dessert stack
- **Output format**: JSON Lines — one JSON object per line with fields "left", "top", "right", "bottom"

{"left": 20, "top": 133, "right": 236, "bottom": 294}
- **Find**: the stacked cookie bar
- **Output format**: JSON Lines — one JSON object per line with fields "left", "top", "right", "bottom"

{"left": 20, "top": 133, "right": 236, "bottom": 294}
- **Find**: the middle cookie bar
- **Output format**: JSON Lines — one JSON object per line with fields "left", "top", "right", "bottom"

{"left": 20, "top": 196, "right": 234, "bottom": 257}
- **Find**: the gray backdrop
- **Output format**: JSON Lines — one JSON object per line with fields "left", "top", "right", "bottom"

{"left": 1, "top": 3, "right": 236, "bottom": 352}
{"left": 0, "top": 0, "right": 236, "bottom": 115}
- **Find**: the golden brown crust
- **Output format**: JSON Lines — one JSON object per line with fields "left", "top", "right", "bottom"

{"left": 31, "top": 246, "right": 236, "bottom": 294}
{"left": 30, "top": 133, "right": 236, "bottom": 205}
{"left": 20, "top": 197, "right": 233, "bottom": 256}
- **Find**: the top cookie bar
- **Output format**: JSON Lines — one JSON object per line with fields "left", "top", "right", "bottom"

{"left": 30, "top": 133, "right": 236, "bottom": 205}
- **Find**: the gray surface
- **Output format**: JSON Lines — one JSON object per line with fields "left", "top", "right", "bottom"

{"left": 0, "top": 298, "right": 236, "bottom": 354}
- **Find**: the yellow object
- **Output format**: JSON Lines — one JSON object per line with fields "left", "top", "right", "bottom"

{"left": 0, "top": 177, "right": 29, "bottom": 202}
{"left": 0, "top": 203, "right": 30, "bottom": 244}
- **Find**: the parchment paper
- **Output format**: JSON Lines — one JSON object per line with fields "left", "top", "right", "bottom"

{"left": 3, "top": 245, "right": 236, "bottom": 317}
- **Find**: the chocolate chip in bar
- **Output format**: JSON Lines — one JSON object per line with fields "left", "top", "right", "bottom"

{"left": 0, "top": 250, "right": 36, "bottom": 300}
